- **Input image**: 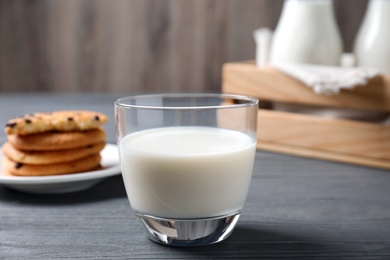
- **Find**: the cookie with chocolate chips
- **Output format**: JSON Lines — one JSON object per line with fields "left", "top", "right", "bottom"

{"left": 1, "top": 110, "right": 108, "bottom": 177}
{"left": 2, "top": 153, "right": 101, "bottom": 176}
{"left": 6, "top": 128, "right": 106, "bottom": 151}
{"left": 4, "top": 110, "right": 108, "bottom": 135}
{"left": 2, "top": 141, "right": 105, "bottom": 165}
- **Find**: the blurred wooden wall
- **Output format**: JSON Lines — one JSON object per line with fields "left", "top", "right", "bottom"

{"left": 0, "top": 0, "right": 368, "bottom": 93}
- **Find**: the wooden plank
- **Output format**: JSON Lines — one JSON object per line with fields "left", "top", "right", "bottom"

{"left": 223, "top": 61, "right": 390, "bottom": 112}
{"left": 257, "top": 141, "right": 390, "bottom": 170}
{"left": 257, "top": 109, "right": 390, "bottom": 161}
{"left": 0, "top": 0, "right": 371, "bottom": 93}
{"left": 218, "top": 96, "right": 389, "bottom": 168}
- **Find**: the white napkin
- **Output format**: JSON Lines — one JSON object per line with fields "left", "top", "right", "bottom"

{"left": 253, "top": 28, "right": 379, "bottom": 95}
{"left": 272, "top": 63, "right": 378, "bottom": 95}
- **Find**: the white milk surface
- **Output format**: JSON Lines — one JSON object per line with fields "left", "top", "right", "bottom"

{"left": 120, "top": 126, "right": 256, "bottom": 219}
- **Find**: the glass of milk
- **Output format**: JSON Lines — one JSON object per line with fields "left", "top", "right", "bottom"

{"left": 115, "top": 93, "right": 258, "bottom": 246}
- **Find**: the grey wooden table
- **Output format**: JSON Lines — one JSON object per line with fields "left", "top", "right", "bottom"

{"left": 0, "top": 94, "right": 389, "bottom": 259}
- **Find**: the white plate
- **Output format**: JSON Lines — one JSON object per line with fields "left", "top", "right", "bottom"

{"left": 0, "top": 143, "right": 121, "bottom": 194}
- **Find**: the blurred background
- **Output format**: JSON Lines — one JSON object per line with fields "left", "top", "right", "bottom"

{"left": 0, "top": 0, "right": 368, "bottom": 93}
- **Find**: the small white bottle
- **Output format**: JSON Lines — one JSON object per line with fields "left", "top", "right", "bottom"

{"left": 270, "top": 0, "right": 343, "bottom": 66}
{"left": 354, "top": 0, "right": 390, "bottom": 73}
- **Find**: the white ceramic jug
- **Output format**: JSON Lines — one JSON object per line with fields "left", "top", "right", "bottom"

{"left": 267, "top": 0, "right": 343, "bottom": 66}
{"left": 354, "top": 0, "right": 390, "bottom": 73}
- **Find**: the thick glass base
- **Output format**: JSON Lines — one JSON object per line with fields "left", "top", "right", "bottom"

{"left": 135, "top": 211, "right": 241, "bottom": 246}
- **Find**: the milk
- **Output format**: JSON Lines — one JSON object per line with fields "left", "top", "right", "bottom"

{"left": 270, "top": 0, "right": 342, "bottom": 65}
{"left": 120, "top": 126, "right": 256, "bottom": 219}
{"left": 354, "top": 0, "right": 390, "bottom": 73}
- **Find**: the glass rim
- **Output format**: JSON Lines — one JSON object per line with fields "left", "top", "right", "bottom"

{"left": 114, "top": 93, "right": 259, "bottom": 110}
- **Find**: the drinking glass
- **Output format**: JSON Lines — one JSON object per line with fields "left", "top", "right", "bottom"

{"left": 115, "top": 93, "right": 258, "bottom": 246}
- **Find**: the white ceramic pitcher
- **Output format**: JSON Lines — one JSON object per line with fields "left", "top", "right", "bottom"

{"left": 354, "top": 0, "right": 390, "bottom": 73}
{"left": 254, "top": 0, "right": 343, "bottom": 67}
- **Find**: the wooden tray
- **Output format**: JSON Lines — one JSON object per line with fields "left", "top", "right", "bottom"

{"left": 222, "top": 61, "right": 390, "bottom": 169}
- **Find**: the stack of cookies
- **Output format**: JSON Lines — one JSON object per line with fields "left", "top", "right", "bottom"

{"left": 2, "top": 111, "right": 108, "bottom": 176}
